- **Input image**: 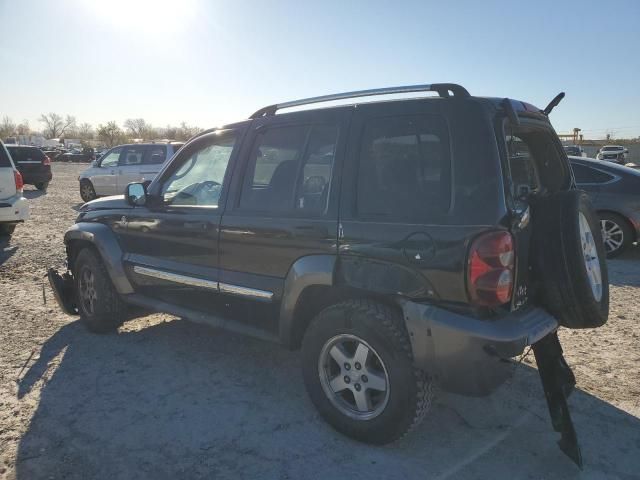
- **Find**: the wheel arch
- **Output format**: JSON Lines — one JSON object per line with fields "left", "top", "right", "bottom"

{"left": 64, "top": 223, "right": 134, "bottom": 294}
{"left": 278, "top": 255, "right": 404, "bottom": 349}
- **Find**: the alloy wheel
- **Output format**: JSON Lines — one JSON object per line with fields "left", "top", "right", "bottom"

{"left": 600, "top": 219, "right": 624, "bottom": 255}
{"left": 318, "top": 334, "right": 390, "bottom": 420}
{"left": 579, "top": 212, "right": 603, "bottom": 301}
{"left": 79, "top": 267, "right": 97, "bottom": 315}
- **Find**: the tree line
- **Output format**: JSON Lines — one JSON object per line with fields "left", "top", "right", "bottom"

{"left": 0, "top": 114, "right": 202, "bottom": 146}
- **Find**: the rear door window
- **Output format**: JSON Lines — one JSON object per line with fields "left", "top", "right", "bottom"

{"left": 119, "top": 146, "right": 145, "bottom": 166}
{"left": 144, "top": 146, "right": 167, "bottom": 164}
{"left": 356, "top": 114, "right": 451, "bottom": 220}
{"left": 239, "top": 124, "right": 339, "bottom": 214}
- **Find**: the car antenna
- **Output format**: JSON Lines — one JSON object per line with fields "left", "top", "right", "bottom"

{"left": 542, "top": 92, "right": 565, "bottom": 116}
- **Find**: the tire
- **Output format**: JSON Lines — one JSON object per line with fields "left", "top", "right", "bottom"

{"left": 531, "top": 190, "right": 609, "bottom": 329}
{"left": 35, "top": 182, "right": 49, "bottom": 191}
{"left": 599, "top": 212, "right": 632, "bottom": 258}
{"left": 301, "top": 299, "right": 432, "bottom": 444}
{"left": 80, "top": 180, "right": 97, "bottom": 202}
{"left": 0, "top": 224, "right": 16, "bottom": 237}
{"left": 74, "top": 248, "right": 126, "bottom": 333}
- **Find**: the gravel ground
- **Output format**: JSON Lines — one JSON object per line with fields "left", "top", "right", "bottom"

{"left": 1, "top": 163, "right": 639, "bottom": 479}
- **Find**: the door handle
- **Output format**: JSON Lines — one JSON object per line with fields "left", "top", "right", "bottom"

{"left": 184, "top": 221, "right": 207, "bottom": 230}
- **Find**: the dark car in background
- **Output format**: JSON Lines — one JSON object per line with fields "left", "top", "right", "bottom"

{"left": 570, "top": 156, "right": 640, "bottom": 257}
{"left": 5, "top": 144, "right": 53, "bottom": 191}
{"left": 563, "top": 145, "right": 583, "bottom": 157}
{"left": 58, "top": 147, "right": 95, "bottom": 163}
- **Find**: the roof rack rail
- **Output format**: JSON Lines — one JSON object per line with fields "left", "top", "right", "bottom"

{"left": 250, "top": 83, "right": 470, "bottom": 119}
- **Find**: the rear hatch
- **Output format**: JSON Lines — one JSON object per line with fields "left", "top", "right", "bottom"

{"left": 6, "top": 146, "right": 47, "bottom": 180}
{"left": 496, "top": 105, "right": 572, "bottom": 311}
{"left": 0, "top": 143, "right": 18, "bottom": 201}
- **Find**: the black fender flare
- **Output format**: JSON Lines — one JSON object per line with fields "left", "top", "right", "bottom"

{"left": 278, "top": 255, "right": 336, "bottom": 347}
{"left": 64, "top": 222, "right": 134, "bottom": 294}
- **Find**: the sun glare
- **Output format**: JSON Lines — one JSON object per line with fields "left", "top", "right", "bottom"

{"left": 81, "top": 0, "right": 198, "bottom": 34}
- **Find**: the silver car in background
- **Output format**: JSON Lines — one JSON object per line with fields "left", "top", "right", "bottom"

{"left": 78, "top": 142, "right": 183, "bottom": 201}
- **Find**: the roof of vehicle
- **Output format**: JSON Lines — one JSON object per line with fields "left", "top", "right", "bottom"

{"left": 5, "top": 144, "right": 41, "bottom": 149}
{"left": 246, "top": 83, "right": 548, "bottom": 123}
{"left": 569, "top": 156, "right": 640, "bottom": 177}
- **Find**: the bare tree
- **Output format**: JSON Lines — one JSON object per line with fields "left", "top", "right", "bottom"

{"left": 16, "top": 120, "right": 30, "bottom": 136}
{"left": 124, "top": 118, "right": 152, "bottom": 139}
{"left": 97, "top": 121, "right": 124, "bottom": 146}
{"left": 78, "top": 123, "right": 94, "bottom": 141}
{"left": 0, "top": 115, "right": 16, "bottom": 139}
{"left": 176, "top": 121, "right": 202, "bottom": 141}
{"left": 39, "top": 113, "right": 77, "bottom": 139}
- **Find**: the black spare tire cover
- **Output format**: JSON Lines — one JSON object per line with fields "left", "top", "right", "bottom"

{"left": 531, "top": 190, "right": 609, "bottom": 329}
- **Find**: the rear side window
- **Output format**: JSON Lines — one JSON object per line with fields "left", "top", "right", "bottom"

{"left": 239, "top": 124, "right": 338, "bottom": 214}
{"left": 144, "top": 146, "right": 167, "bottom": 164}
{"left": 572, "top": 164, "right": 614, "bottom": 184}
{"left": 0, "top": 144, "right": 11, "bottom": 167}
{"left": 356, "top": 115, "right": 451, "bottom": 219}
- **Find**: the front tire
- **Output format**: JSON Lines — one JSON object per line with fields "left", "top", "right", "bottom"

{"left": 80, "top": 180, "right": 97, "bottom": 202}
{"left": 74, "top": 248, "right": 125, "bottom": 333}
{"left": 599, "top": 212, "right": 632, "bottom": 258}
{"left": 301, "top": 299, "right": 432, "bottom": 444}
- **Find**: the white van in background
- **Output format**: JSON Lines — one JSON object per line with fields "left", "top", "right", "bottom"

{"left": 78, "top": 142, "right": 184, "bottom": 202}
{"left": 0, "top": 141, "right": 29, "bottom": 238}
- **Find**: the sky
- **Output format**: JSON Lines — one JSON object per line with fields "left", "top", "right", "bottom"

{"left": 1, "top": 0, "right": 639, "bottom": 139}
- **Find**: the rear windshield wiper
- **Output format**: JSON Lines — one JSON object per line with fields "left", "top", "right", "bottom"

{"left": 542, "top": 92, "right": 565, "bottom": 116}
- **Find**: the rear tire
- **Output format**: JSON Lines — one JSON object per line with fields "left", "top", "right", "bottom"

{"left": 0, "top": 224, "right": 16, "bottom": 237}
{"left": 35, "top": 182, "right": 49, "bottom": 191}
{"left": 80, "top": 180, "right": 97, "bottom": 202}
{"left": 599, "top": 212, "right": 632, "bottom": 258}
{"left": 74, "top": 248, "right": 126, "bottom": 333}
{"left": 301, "top": 299, "right": 432, "bottom": 444}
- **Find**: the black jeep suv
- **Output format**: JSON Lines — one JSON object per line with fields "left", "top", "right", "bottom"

{"left": 49, "top": 84, "right": 608, "bottom": 466}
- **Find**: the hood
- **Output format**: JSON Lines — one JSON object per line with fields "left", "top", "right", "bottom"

{"left": 80, "top": 195, "right": 131, "bottom": 211}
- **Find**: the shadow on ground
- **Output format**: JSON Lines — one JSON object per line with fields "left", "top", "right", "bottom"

{"left": 0, "top": 237, "right": 18, "bottom": 266}
{"left": 22, "top": 189, "right": 47, "bottom": 200}
{"left": 608, "top": 243, "right": 640, "bottom": 287}
{"left": 13, "top": 319, "right": 640, "bottom": 480}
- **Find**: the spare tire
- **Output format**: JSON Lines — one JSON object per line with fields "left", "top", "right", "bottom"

{"left": 531, "top": 190, "right": 609, "bottom": 329}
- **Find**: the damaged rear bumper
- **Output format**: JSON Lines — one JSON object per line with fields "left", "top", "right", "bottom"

{"left": 402, "top": 301, "right": 558, "bottom": 395}
{"left": 47, "top": 268, "right": 78, "bottom": 315}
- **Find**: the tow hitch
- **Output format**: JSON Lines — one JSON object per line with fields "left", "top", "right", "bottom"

{"left": 47, "top": 268, "right": 78, "bottom": 315}
{"left": 532, "top": 332, "right": 582, "bottom": 468}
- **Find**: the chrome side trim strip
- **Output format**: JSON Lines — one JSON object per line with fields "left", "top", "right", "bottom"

{"left": 219, "top": 282, "right": 273, "bottom": 301}
{"left": 132, "top": 266, "right": 219, "bottom": 290}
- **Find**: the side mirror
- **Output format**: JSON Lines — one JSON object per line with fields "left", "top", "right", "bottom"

{"left": 91, "top": 160, "right": 99, "bottom": 167}
{"left": 126, "top": 183, "right": 146, "bottom": 206}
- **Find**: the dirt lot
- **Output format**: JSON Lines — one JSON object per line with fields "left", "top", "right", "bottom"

{"left": 1, "top": 163, "right": 639, "bottom": 479}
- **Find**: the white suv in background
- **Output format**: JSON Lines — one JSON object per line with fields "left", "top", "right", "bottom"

{"left": 78, "top": 142, "right": 184, "bottom": 201}
{"left": 596, "top": 145, "right": 628, "bottom": 164}
{"left": 0, "top": 141, "right": 29, "bottom": 238}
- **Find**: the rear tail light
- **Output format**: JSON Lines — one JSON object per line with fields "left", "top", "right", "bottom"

{"left": 467, "top": 231, "right": 515, "bottom": 307}
{"left": 14, "top": 170, "right": 24, "bottom": 192}
{"left": 43, "top": 155, "right": 51, "bottom": 166}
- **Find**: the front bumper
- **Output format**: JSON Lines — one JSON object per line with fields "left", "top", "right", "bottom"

{"left": 402, "top": 301, "right": 558, "bottom": 396}
{"left": 0, "top": 194, "right": 29, "bottom": 223}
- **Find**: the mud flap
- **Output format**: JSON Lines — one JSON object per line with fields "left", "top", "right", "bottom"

{"left": 47, "top": 268, "right": 78, "bottom": 315}
{"left": 532, "top": 331, "right": 582, "bottom": 468}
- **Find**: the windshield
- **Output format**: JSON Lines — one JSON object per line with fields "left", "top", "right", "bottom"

{"left": 602, "top": 146, "right": 623, "bottom": 151}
